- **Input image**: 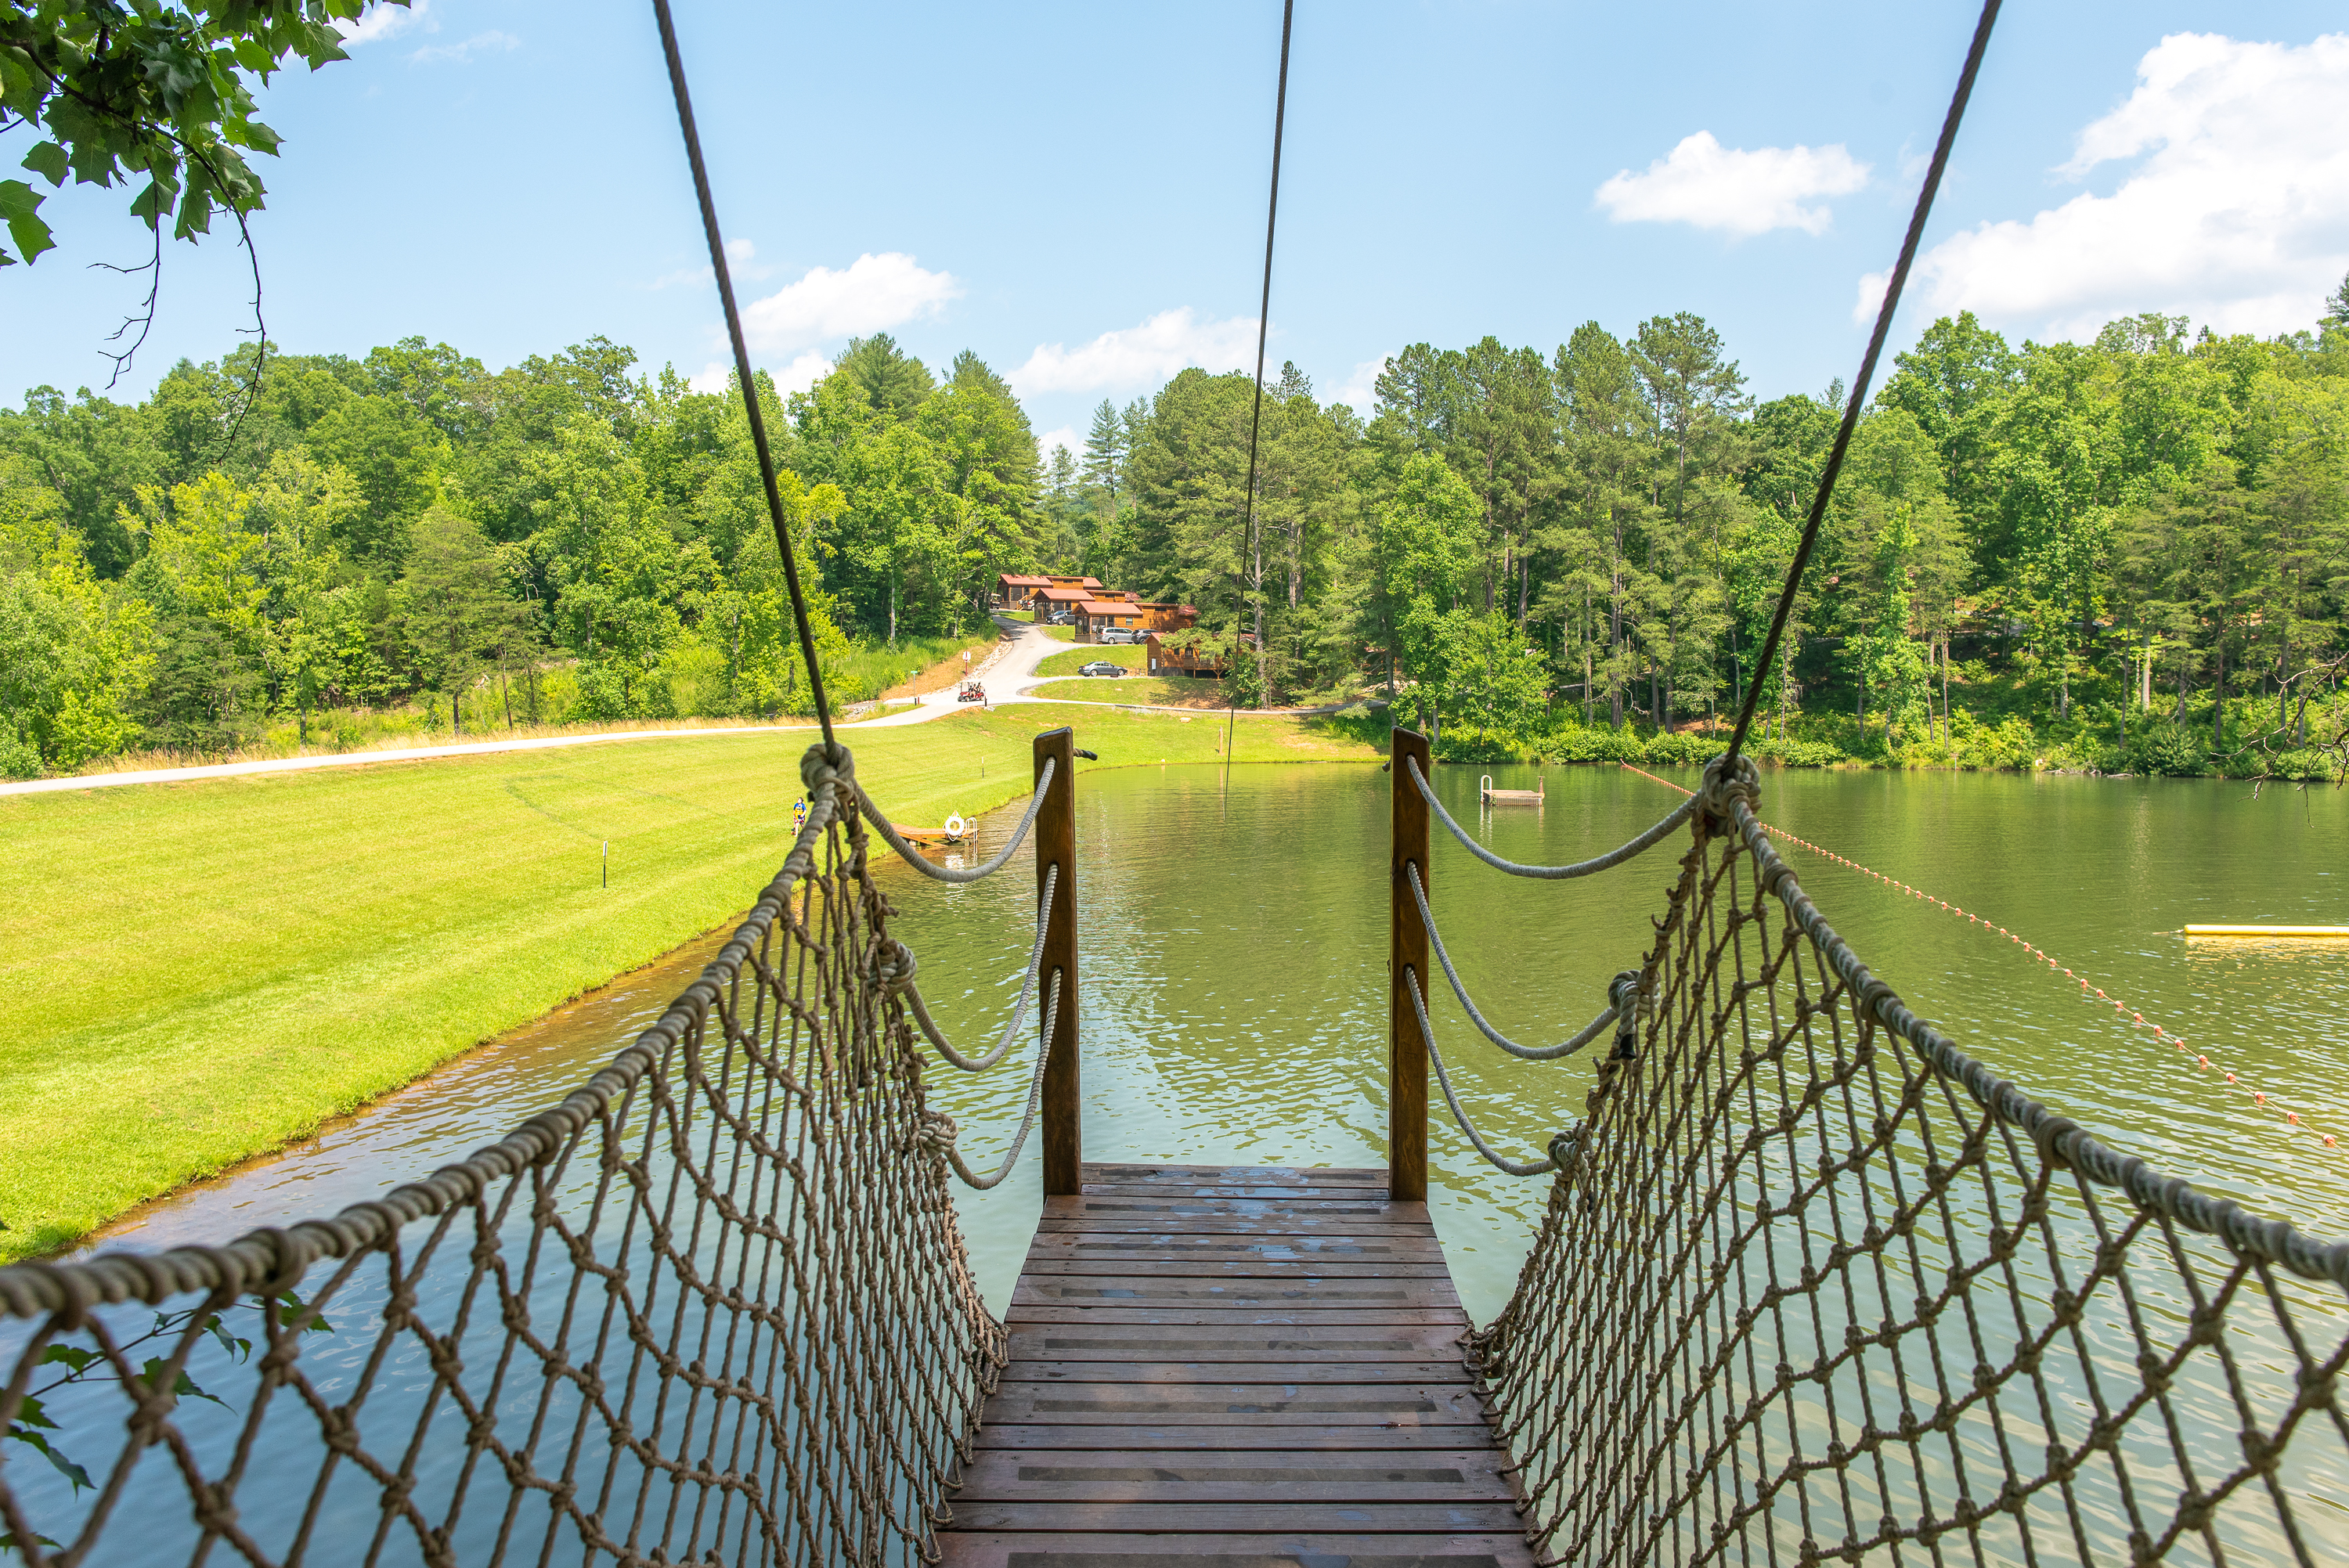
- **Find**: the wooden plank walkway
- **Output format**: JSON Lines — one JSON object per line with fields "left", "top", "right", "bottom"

{"left": 939, "top": 1162, "right": 1535, "bottom": 1567}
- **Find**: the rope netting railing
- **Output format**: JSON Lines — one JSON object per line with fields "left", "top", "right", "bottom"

{"left": 1444, "top": 755, "right": 2349, "bottom": 1567}
{"left": 0, "top": 741, "right": 1051, "bottom": 1568}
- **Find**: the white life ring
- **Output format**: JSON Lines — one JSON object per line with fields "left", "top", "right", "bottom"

{"left": 945, "top": 813, "right": 968, "bottom": 838}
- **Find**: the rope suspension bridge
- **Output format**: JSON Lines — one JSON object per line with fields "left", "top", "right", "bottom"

{"left": 5, "top": 2, "right": 2348, "bottom": 1563}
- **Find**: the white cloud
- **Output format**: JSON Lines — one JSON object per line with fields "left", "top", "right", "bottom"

{"left": 1035, "top": 426, "right": 1082, "bottom": 468}
{"left": 1870, "top": 32, "right": 2349, "bottom": 338}
{"left": 741, "top": 254, "right": 960, "bottom": 352}
{"left": 409, "top": 29, "right": 517, "bottom": 64}
{"left": 1596, "top": 131, "right": 1871, "bottom": 237}
{"left": 687, "top": 352, "right": 833, "bottom": 398}
{"left": 1010, "top": 308, "right": 1260, "bottom": 396}
{"left": 340, "top": 0, "right": 428, "bottom": 45}
{"left": 1331, "top": 355, "right": 1389, "bottom": 412}
{"left": 648, "top": 237, "right": 761, "bottom": 292}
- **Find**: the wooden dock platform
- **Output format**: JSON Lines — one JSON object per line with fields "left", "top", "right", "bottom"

{"left": 939, "top": 1160, "right": 1535, "bottom": 1566}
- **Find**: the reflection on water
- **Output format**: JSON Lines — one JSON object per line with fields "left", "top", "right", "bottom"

{"left": 82, "top": 759, "right": 2349, "bottom": 1328}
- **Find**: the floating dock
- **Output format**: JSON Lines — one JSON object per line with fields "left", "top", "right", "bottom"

{"left": 937, "top": 1160, "right": 1532, "bottom": 1566}
{"left": 2182, "top": 925, "right": 2349, "bottom": 938}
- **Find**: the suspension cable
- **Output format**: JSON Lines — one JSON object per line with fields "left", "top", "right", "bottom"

{"left": 651, "top": 0, "right": 836, "bottom": 748}
{"left": 1226, "top": 0, "right": 1296, "bottom": 762}
{"left": 1723, "top": 0, "right": 2001, "bottom": 766}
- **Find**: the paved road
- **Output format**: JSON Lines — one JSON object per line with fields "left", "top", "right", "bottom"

{"left": 5, "top": 621, "right": 1359, "bottom": 795}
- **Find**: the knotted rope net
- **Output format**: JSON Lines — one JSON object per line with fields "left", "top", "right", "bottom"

{"left": 1468, "top": 757, "right": 2349, "bottom": 1568}
{"left": 0, "top": 742, "right": 1004, "bottom": 1568}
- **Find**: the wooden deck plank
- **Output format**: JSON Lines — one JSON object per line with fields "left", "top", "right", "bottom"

{"left": 1000, "top": 1361, "right": 1474, "bottom": 1386}
{"left": 980, "top": 1380, "right": 1488, "bottom": 1425}
{"left": 944, "top": 1502, "right": 1528, "bottom": 1534}
{"left": 944, "top": 1162, "right": 1517, "bottom": 1559}
{"left": 1012, "top": 1277, "right": 1462, "bottom": 1308}
{"left": 1006, "top": 1307, "right": 1471, "bottom": 1327}
{"left": 1081, "top": 1162, "right": 1388, "bottom": 1185}
{"left": 969, "top": 1423, "right": 1486, "bottom": 1452}
{"left": 1049, "top": 1195, "right": 1428, "bottom": 1220}
{"left": 1019, "top": 1257, "right": 1461, "bottom": 1280}
{"left": 1028, "top": 1235, "right": 1449, "bottom": 1261}
{"left": 1005, "top": 1325, "right": 1468, "bottom": 1361}
{"left": 936, "top": 1532, "right": 1537, "bottom": 1567}
{"left": 954, "top": 1447, "right": 1516, "bottom": 1503}
{"left": 1035, "top": 1216, "right": 1437, "bottom": 1237}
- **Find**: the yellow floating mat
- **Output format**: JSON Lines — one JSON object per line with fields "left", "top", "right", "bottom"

{"left": 2182, "top": 925, "right": 2349, "bottom": 937}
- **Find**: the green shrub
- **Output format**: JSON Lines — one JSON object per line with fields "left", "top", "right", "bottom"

{"left": 1642, "top": 729, "right": 1727, "bottom": 766}
{"left": 2126, "top": 721, "right": 2207, "bottom": 777}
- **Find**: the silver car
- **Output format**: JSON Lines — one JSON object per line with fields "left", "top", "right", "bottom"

{"left": 1098, "top": 626, "right": 1140, "bottom": 644}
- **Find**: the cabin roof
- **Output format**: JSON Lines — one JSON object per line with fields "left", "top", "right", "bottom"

{"left": 1036, "top": 586, "right": 1094, "bottom": 602}
{"left": 998, "top": 573, "right": 1051, "bottom": 588}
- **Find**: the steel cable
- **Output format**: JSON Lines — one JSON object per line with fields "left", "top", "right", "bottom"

{"left": 652, "top": 0, "right": 838, "bottom": 746}
{"left": 1405, "top": 863, "right": 1618, "bottom": 1062}
{"left": 1409, "top": 755, "right": 1695, "bottom": 879}
{"left": 858, "top": 757, "right": 1055, "bottom": 885}
{"left": 1723, "top": 0, "right": 2002, "bottom": 766}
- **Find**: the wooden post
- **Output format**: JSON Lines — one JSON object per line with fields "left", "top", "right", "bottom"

{"left": 1389, "top": 726, "right": 1431, "bottom": 1202}
{"left": 1034, "top": 726, "right": 1082, "bottom": 1195}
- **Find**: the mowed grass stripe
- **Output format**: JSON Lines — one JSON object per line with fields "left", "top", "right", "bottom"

{"left": 1, "top": 705, "right": 1379, "bottom": 1260}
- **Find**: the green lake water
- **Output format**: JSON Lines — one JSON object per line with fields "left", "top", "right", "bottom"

{"left": 92, "top": 755, "right": 2349, "bottom": 1326}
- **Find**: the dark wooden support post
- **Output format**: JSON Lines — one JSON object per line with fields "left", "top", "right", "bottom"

{"left": 1388, "top": 727, "right": 1431, "bottom": 1202}
{"left": 1035, "top": 726, "right": 1082, "bottom": 1195}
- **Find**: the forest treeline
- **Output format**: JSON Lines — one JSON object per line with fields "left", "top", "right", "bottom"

{"left": 5, "top": 285, "right": 2349, "bottom": 779}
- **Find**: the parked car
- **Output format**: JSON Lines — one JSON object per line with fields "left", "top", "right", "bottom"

{"left": 1098, "top": 626, "right": 1140, "bottom": 644}
{"left": 1046, "top": 611, "right": 1073, "bottom": 625}
{"left": 1077, "top": 660, "right": 1126, "bottom": 677}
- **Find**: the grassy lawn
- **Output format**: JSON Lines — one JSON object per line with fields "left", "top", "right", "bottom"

{"left": 1035, "top": 645, "right": 1146, "bottom": 677}
{"left": 1029, "top": 676, "right": 1232, "bottom": 707}
{"left": 0, "top": 704, "right": 1383, "bottom": 1260}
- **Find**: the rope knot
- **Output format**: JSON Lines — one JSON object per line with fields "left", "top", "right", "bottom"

{"left": 872, "top": 939, "right": 919, "bottom": 993}
{"left": 911, "top": 1110, "right": 958, "bottom": 1157}
{"left": 799, "top": 741, "right": 855, "bottom": 797}
{"left": 1608, "top": 970, "right": 1644, "bottom": 1060}
{"left": 1698, "top": 752, "right": 1761, "bottom": 830}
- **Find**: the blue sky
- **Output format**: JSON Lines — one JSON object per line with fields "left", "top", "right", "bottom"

{"left": 7, "top": 2, "right": 2348, "bottom": 463}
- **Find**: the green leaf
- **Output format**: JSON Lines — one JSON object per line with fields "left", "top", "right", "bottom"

{"left": 1, "top": 1526, "right": 65, "bottom": 1556}
{"left": 276, "top": 1290, "right": 332, "bottom": 1334}
{"left": 35, "top": 1343, "right": 99, "bottom": 1375}
{"left": 21, "top": 141, "right": 67, "bottom": 186}
{"left": 0, "top": 178, "right": 50, "bottom": 265}
{"left": 5, "top": 1422, "right": 92, "bottom": 1492}
{"left": 139, "top": 1358, "right": 228, "bottom": 1409}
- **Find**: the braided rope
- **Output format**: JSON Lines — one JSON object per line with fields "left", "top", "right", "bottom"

{"left": 926, "top": 970, "right": 1063, "bottom": 1192}
{"left": 856, "top": 755, "right": 1055, "bottom": 885}
{"left": 1405, "top": 861, "right": 1620, "bottom": 1062}
{"left": 1409, "top": 755, "right": 1696, "bottom": 878}
{"left": 894, "top": 863, "right": 1059, "bottom": 1072}
{"left": 1402, "top": 963, "right": 1560, "bottom": 1178}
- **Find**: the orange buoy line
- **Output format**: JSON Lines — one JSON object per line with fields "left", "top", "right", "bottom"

{"left": 1615, "top": 761, "right": 2340, "bottom": 1153}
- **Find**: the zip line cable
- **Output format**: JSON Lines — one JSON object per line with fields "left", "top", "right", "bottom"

{"left": 651, "top": 0, "right": 836, "bottom": 751}
{"left": 1723, "top": 0, "right": 2001, "bottom": 768}
{"left": 1226, "top": 0, "right": 1297, "bottom": 766}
